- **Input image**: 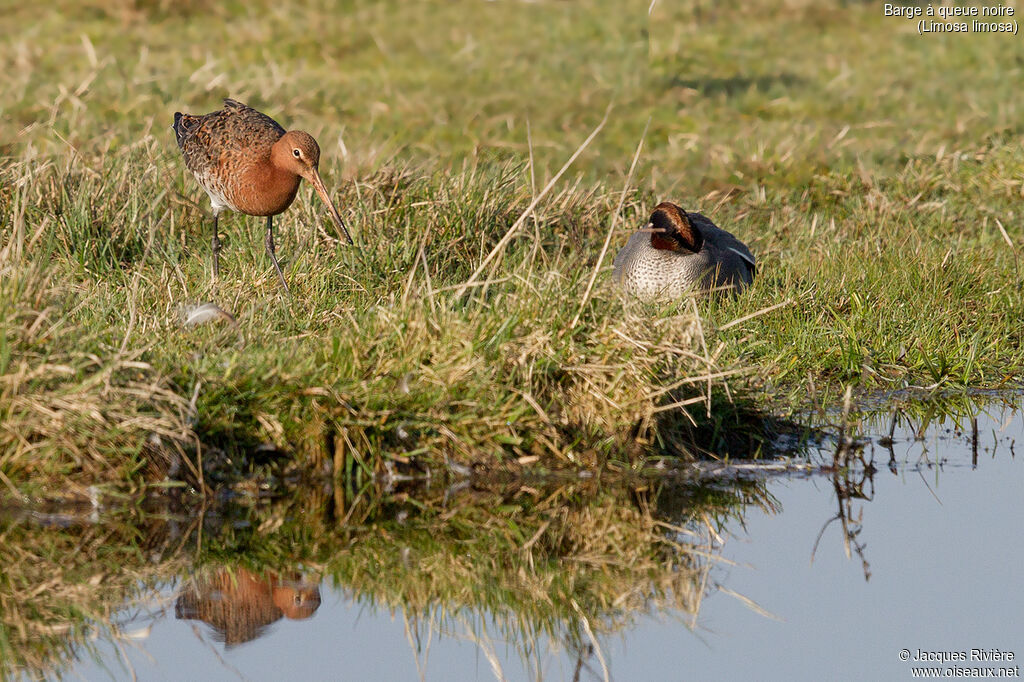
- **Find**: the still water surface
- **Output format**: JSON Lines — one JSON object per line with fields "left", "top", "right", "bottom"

{"left": 21, "top": 398, "right": 1024, "bottom": 680}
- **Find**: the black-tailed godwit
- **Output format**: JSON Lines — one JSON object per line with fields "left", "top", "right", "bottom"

{"left": 173, "top": 98, "right": 354, "bottom": 292}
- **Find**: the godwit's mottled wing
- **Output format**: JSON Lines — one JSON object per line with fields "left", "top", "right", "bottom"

{"left": 173, "top": 99, "right": 287, "bottom": 211}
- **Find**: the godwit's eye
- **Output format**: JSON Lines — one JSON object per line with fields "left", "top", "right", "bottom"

{"left": 293, "top": 149, "right": 301, "bottom": 158}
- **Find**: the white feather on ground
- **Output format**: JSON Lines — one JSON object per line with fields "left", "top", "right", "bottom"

{"left": 181, "top": 302, "right": 238, "bottom": 328}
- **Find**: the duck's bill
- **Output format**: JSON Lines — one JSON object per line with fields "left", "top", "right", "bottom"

{"left": 638, "top": 222, "right": 666, "bottom": 233}
{"left": 308, "top": 169, "right": 355, "bottom": 246}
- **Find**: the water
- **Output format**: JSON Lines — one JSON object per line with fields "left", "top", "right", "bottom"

{"left": 6, "top": 396, "right": 1023, "bottom": 681}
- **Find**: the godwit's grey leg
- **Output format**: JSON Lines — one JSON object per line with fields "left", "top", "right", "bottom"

{"left": 265, "top": 215, "right": 289, "bottom": 293}
{"left": 212, "top": 209, "right": 222, "bottom": 279}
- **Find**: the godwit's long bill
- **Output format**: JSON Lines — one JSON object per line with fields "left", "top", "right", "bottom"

{"left": 173, "top": 98, "right": 354, "bottom": 292}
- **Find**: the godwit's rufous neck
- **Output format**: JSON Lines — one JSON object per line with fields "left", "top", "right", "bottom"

{"left": 649, "top": 201, "right": 703, "bottom": 253}
{"left": 271, "top": 130, "right": 354, "bottom": 245}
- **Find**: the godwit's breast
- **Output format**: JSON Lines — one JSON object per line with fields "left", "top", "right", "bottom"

{"left": 226, "top": 161, "right": 302, "bottom": 217}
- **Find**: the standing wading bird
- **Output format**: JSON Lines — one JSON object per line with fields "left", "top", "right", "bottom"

{"left": 613, "top": 201, "right": 755, "bottom": 299}
{"left": 173, "top": 98, "right": 355, "bottom": 292}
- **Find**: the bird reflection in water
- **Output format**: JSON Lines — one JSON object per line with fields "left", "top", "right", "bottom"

{"left": 175, "top": 568, "right": 321, "bottom": 647}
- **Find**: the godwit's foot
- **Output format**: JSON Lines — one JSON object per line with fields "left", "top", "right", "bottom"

{"left": 265, "top": 216, "right": 290, "bottom": 293}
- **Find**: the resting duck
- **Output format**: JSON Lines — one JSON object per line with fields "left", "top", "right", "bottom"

{"left": 612, "top": 202, "right": 755, "bottom": 298}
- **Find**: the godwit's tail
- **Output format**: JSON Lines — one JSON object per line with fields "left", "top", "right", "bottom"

{"left": 172, "top": 111, "right": 200, "bottom": 149}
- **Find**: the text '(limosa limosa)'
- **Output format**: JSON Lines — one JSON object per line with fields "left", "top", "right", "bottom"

{"left": 173, "top": 98, "right": 354, "bottom": 292}
{"left": 612, "top": 202, "right": 755, "bottom": 299}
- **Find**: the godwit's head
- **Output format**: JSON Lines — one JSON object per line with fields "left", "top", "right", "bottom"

{"left": 272, "top": 130, "right": 354, "bottom": 245}
{"left": 648, "top": 202, "right": 703, "bottom": 253}
{"left": 275, "top": 130, "right": 322, "bottom": 172}
{"left": 271, "top": 579, "right": 322, "bottom": 620}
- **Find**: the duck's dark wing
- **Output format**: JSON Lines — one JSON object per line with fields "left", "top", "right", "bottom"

{"left": 688, "top": 211, "right": 756, "bottom": 280}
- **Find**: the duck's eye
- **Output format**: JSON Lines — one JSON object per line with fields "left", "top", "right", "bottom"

{"left": 293, "top": 149, "right": 301, "bottom": 158}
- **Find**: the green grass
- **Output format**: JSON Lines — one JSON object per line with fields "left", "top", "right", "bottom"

{"left": 2, "top": 0, "right": 1023, "bottom": 494}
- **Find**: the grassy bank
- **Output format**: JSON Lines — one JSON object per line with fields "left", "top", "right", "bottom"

{"left": 3, "top": 150, "right": 719, "bottom": 497}
{"left": 2, "top": 0, "right": 1023, "bottom": 494}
